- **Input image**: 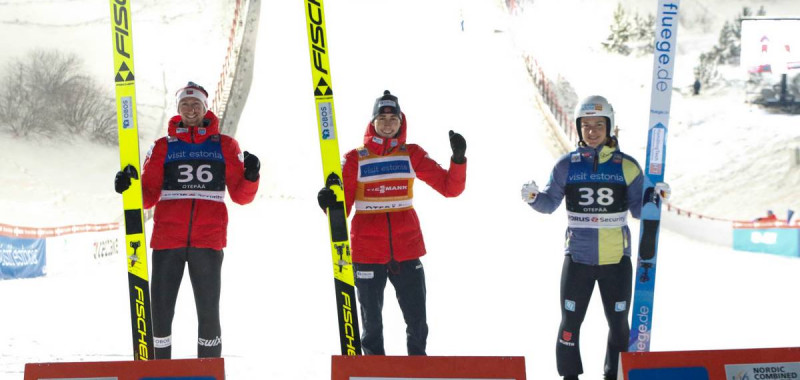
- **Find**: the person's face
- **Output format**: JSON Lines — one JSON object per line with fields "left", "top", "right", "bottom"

{"left": 178, "top": 97, "right": 205, "bottom": 126}
{"left": 580, "top": 116, "right": 608, "bottom": 148}
{"left": 373, "top": 113, "right": 401, "bottom": 138}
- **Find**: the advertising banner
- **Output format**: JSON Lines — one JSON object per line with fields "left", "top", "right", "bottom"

{"left": 24, "top": 358, "right": 224, "bottom": 380}
{"left": 0, "top": 236, "right": 46, "bottom": 280}
{"left": 620, "top": 347, "right": 800, "bottom": 380}
{"left": 733, "top": 221, "right": 800, "bottom": 257}
{"left": 741, "top": 18, "right": 800, "bottom": 75}
{"left": 332, "top": 355, "right": 526, "bottom": 380}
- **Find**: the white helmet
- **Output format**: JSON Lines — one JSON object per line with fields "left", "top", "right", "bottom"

{"left": 574, "top": 95, "right": 614, "bottom": 142}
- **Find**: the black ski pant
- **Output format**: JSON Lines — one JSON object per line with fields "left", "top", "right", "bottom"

{"left": 151, "top": 247, "right": 224, "bottom": 359}
{"left": 556, "top": 255, "right": 632, "bottom": 378}
{"left": 354, "top": 259, "right": 428, "bottom": 356}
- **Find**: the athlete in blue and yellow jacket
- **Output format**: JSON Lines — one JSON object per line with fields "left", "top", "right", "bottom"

{"left": 521, "top": 95, "right": 669, "bottom": 380}
{"left": 530, "top": 137, "right": 644, "bottom": 266}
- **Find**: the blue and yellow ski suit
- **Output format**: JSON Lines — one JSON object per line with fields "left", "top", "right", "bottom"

{"left": 528, "top": 139, "right": 643, "bottom": 378}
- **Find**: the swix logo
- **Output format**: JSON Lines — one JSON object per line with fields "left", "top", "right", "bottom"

{"left": 134, "top": 285, "right": 150, "bottom": 360}
{"left": 198, "top": 336, "right": 221, "bottom": 347}
{"left": 341, "top": 291, "right": 358, "bottom": 355}
{"left": 306, "top": 0, "right": 328, "bottom": 75}
{"left": 112, "top": 0, "right": 131, "bottom": 59}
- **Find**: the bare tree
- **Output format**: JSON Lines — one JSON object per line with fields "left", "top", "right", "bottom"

{"left": 1, "top": 63, "right": 50, "bottom": 137}
{"left": 0, "top": 49, "right": 117, "bottom": 144}
{"left": 86, "top": 106, "right": 119, "bottom": 146}
{"left": 60, "top": 75, "right": 107, "bottom": 135}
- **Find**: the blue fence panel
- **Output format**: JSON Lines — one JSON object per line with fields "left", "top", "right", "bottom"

{"left": 0, "top": 236, "right": 46, "bottom": 280}
{"left": 733, "top": 227, "right": 800, "bottom": 257}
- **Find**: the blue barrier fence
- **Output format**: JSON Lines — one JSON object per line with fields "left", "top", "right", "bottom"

{"left": 733, "top": 220, "right": 800, "bottom": 257}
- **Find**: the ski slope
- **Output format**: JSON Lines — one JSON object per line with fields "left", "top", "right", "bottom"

{"left": 2, "top": 1, "right": 800, "bottom": 380}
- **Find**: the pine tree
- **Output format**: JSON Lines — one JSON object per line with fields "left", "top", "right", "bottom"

{"left": 714, "top": 20, "right": 735, "bottom": 64}
{"left": 694, "top": 52, "right": 720, "bottom": 87}
{"left": 693, "top": 6, "right": 765, "bottom": 87}
{"left": 633, "top": 13, "right": 655, "bottom": 54}
{"left": 727, "top": 7, "right": 755, "bottom": 64}
{"left": 602, "top": 2, "right": 632, "bottom": 56}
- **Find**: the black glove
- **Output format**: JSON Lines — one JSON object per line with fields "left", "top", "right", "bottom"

{"left": 114, "top": 170, "right": 131, "bottom": 194}
{"left": 317, "top": 187, "right": 336, "bottom": 211}
{"left": 243, "top": 151, "right": 260, "bottom": 182}
{"left": 449, "top": 130, "right": 466, "bottom": 164}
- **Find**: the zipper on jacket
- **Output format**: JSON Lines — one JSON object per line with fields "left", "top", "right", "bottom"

{"left": 386, "top": 213, "right": 395, "bottom": 262}
{"left": 623, "top": 227, "right": 629, "bottom": 249}
{"left": 186, "top": 199, "right": 196, "bottom": 246}
{"left": 186, "top": 127, "right": 196, "bottom": 247}
{"left": 593, "top": 148, "right": 599, "bottom": 172}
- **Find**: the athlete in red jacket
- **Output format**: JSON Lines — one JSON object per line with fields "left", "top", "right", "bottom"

{"left": 318, "top": 90, "right": 467, "bottom": 355}
{"left": 115, "top": 81, "right": 259, "bottom": 359}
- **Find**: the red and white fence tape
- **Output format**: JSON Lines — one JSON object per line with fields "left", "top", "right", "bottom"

{"left": 0, "top": 222, "right": 119, "bottom": 239}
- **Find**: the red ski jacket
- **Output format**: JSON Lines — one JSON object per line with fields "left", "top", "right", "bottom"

{"left": 141, "top": 110, "right": 258, "bottom": 250}
{"left": 342, "top": 114, "right": 466, "bottom": 264}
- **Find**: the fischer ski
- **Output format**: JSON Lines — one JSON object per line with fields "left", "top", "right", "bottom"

{"left": 628, "top": 0, "right": 681, "bottom": 353}
{"left": 304, "top": 0, "right": 362, "bottom": 355}
{"left": 109, "top": 0, "right": 154, "bottom": 360}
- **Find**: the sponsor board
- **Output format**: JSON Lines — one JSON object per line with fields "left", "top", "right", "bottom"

{"left": 0, "top": 236, "right": 46, "bottom": 280}
{"left": 24, "top": 358, "right": 224, "bottom": 380}
{"left": 726, "top": 362, "right": 800, "bottom": 380}
{"left": 733, "top": 227, "right": 800, "bottom": 257}
{"left": 620, "top": 347, "right": 800, "bottom": 380}
{"left": 332, "top": 356, "right": 526, "bottom": 380}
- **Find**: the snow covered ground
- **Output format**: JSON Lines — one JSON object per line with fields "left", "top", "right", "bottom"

{"left": 508, "top": 0, "right": 800, "bottom": 220}
{"left": 1, "top": 0, "right": 800, "bottom": 379}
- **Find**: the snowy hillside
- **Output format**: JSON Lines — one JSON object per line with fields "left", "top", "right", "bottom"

{"left": 508, "top": 0, "right": 800, "bottom": 220}
{"left": 2, "top": 0, "right": 797, "bottom": 226}
{"left": 0, "top": 0, "right": 235, "bottom": 226}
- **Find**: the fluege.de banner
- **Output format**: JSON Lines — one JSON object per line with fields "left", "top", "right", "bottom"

{"left": 0, "top": 236, "right": 46, "bottom": 280}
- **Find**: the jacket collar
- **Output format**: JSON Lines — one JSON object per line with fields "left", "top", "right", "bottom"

{"left": 167, "top": 110, "right": 220, "bottom": 143}
{"left": 577, "top": 139, "right": 620, "bottom": 164}
{"left": 363, "top": 112, "right": 408, "bottom": 156}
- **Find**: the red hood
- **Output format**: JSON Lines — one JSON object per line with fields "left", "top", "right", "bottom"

{"left": 167, "top": 110, "right": 220, "bottom": 143}
{"left": 363, "top": 112, "right": 408, "bottom": 156}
